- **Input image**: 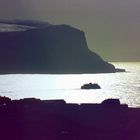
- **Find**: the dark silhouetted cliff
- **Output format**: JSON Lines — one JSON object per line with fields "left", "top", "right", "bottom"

{"left": 0, "top": 20, "right": 116, "bottom": 74}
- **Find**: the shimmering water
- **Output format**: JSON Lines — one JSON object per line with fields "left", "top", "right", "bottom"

{"left": 0, "top": 62, "right": 140, "bottom": 107}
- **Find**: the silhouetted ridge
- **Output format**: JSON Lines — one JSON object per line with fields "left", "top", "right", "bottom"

{"left": 0, "top": 20, "right": 116, "bottom": 74}
{"left": 0, "top": 96, "right": 140, "bottom": 140}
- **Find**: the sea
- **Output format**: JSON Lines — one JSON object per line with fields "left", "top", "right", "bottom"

{"left": 0, "top": 62, "right": 140, "bottom": 107}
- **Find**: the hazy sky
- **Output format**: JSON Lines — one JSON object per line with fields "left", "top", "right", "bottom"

{"left": 0, "top": 0, "right": 140, "bottom": 61}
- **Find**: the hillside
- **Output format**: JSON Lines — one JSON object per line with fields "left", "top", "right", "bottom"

{"left": 0, "top": 20, "right": 116, "bottom": 74}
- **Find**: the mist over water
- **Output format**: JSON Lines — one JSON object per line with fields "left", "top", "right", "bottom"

{"left": 0, "top": 62, "right": 140, "bottom": 107}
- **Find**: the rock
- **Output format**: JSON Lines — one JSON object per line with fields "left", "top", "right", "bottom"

{"left": 0, "top": 96, "right": 11, "bottom": 105}
{"left": 0, "top": 20, "right": 116, "bottom": 74}
{"left": 115, "top": 68, "right": 126, "bottom": 72}
{"left": 101, "top": 99, "right": 121, "bottom": 107}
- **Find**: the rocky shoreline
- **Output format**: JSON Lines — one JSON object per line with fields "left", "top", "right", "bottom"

{"left": 0, "top": 96, "right": 140, "bottom": 140}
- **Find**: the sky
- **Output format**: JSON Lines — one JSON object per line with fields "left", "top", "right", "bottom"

{"left": 0, "top": 0, "right": 140, "bottom": 62}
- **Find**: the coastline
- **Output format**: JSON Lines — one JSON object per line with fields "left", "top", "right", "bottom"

{"left": 0, "top": 97, "right": 140, "bottom": 140}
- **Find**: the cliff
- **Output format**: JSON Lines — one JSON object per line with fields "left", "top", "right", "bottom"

{"left": 0, "top": 20, "right": 116, "bottom": 74}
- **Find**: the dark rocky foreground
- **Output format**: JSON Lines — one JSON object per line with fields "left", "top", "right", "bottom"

{"left": 0, "top": 97, "right": 140, "bottom": 140}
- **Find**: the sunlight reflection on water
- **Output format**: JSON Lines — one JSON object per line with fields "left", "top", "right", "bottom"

{"left": 0, "top": 62, "right": 140, "bottom": 107}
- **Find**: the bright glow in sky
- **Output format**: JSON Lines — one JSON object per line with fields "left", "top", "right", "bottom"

{"left": 0, "top": 0, "right": 140, "bottom": 61}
